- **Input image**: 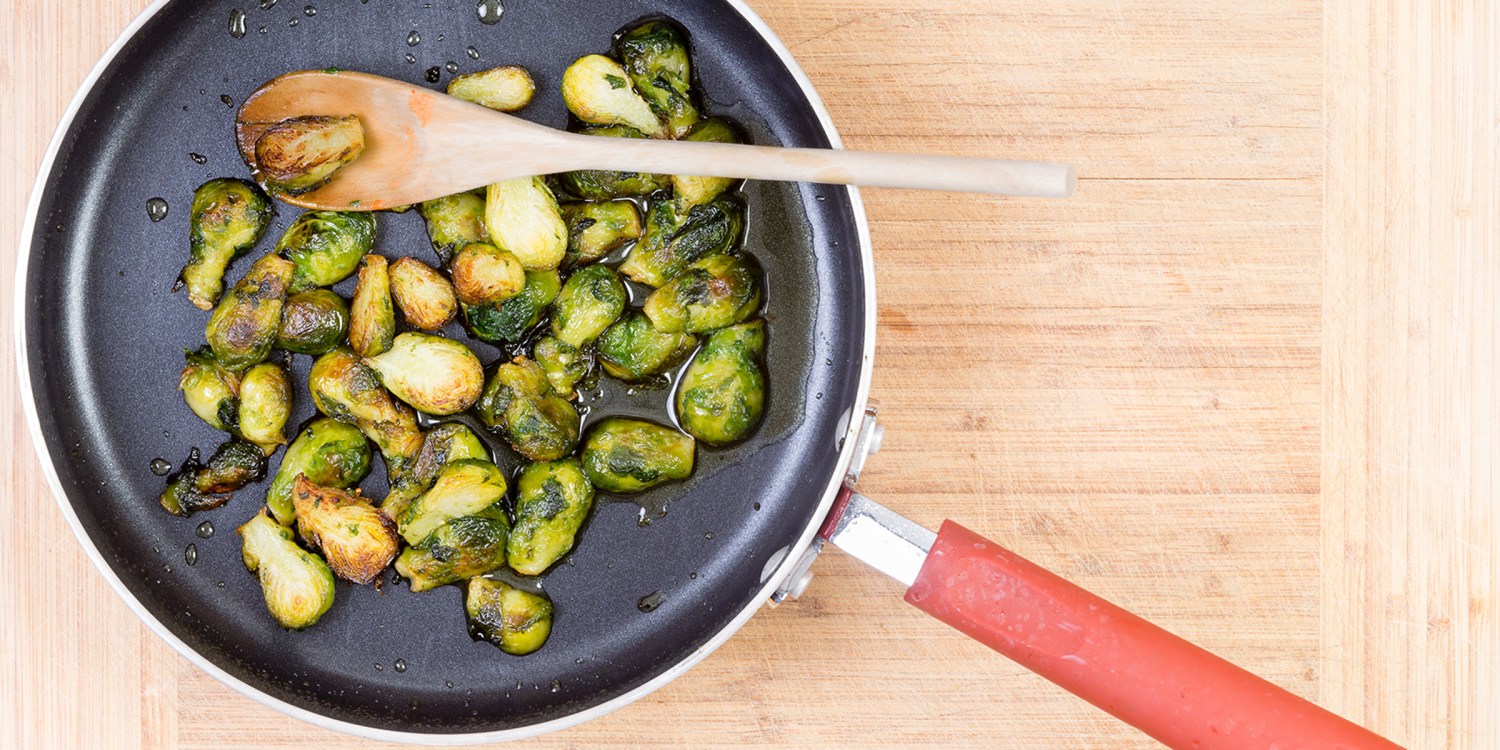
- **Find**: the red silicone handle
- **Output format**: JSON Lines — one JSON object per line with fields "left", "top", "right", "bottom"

{"left": 904, "top": 521, "right": 1402, "bottom": 749}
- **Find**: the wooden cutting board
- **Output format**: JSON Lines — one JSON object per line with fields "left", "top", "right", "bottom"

{"left": 1, "top": 1, "right": 1494, "bottom": 747}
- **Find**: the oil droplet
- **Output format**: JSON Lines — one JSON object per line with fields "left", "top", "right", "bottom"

{"left": 229, "top": 9, "right": 247, "bottom": 38}
{"left": 466, "top": 46, "right": 480, "bottom": 60}
{"left": 288, "top": 18, "right": 299, "bottom": 27}
{"left": 373, "top": 663, "right": 384, "bottom": 671}
{"left": 815, "top": 194, "right": 827, "bottom": 202}
{"left": 259, "top": 0, "right": 277, "bottom": 8}
{"left": 189, "top": 153, "right": 207, "bottom": 165}
{"left": 149, "top": 457, "right": 172, "bottom": 475}
{"left": 146, "top": 198, "right": 168, "bottom": 222}
{"left": 184, "top": 544, "right": 198, "bottom": 566}
{"left": 704, "top": 532, "right": 714, "bottom": 540}
{"left": 221, "top": 94, "right": 234, "bottom": 107}
{"left": 196, "top": 521, "right": 215, "bottom": 538}
{"left": 753, "top": 502, "right": 762, "bottom": 511}
{"left": 637, "top": 591, "right": 666, "bottom": 612}
{"left": 258, "top": 25, "right": 268, "bottom": 34}
{"left": 425, "top": 67, "right": 441, "bottom": 83}
{"left": 303, "top": 5, "right": 317, "bottom": 16}
{"left": 445, "top": 680, "right": 454, "bottom": 688}
{"left": 405, "top": 53, "right": 417, "bottom": 64}
{"left": 407, "top": 30, "right": 421, "bottom": 46}
{"left": 445, "top": 61, "right": 459, "bottom": 74}
{"left": 549, "top": 680, "right": 561, "bottom": 693}
{"left": 689, "top": 570, "right": 698, "bottom": 579}
{"left": 393, "top": 659, "right": 407, "bottom": 673}
{"left": 163, "top": 564, "right": 173, "bottom": 573}
{"left": 216, "top": 581, "right": 225, "bottom": 588}
{"left": 475, "top": 0, "right": 503, "bottom": 25}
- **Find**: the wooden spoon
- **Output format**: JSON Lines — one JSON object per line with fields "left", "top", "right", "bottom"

{"left": 236, "top": 69, "right": 1076, "bottom": 211}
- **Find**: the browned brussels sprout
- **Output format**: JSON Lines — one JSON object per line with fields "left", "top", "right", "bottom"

{"left": 419, "top": 192, "right": 488, "bottom": 263}
{"left": 560, "top": 54, "right": 664, "bottom": 137}
{"left": 308, "top": 348, "right": 424, "bottom": 480}
{"left": 364, "top": 333, "right": 484, "bottom": 415}
{"left": 614, "top": 20, "right": 699, "bottom": 138}
{"left": 395, "top": 508, "right": 510, "bottom": 592}
{"left": 389, "top": 257, "right": 458, "bottom": 330}
{"left": 580, "top": 418, "right": 695, "bottom": 494}
{"left": 383, "top": 423, "right": 489, "bottom": 524}
{"left": 447, "top": 65, "right": 535, "bottom": 112}
{"left": 563, "top": 201, "right": 642, "bottom": 266}
{"left": 265, "top": 417, "right": 372, "bottom": 525}
{"left": 254, "top": 115, "right": 365, "bottom": 196}
{"left": 179, "top": 347, "right": 240, "bottom": 433}
{"left": 277, "top": 289, "right": 349, "bottom": 355}
{"left": 349, "top": 254, "right": 394, "bottom": 358}
{"left": 159, "top": 440, "right": 268, "bottom": 517}
{"left": 450, "top": 242, "right": 525, "bottom": 307}
{"left": 476, "top": 357, "right": 580, "bottom": 461}
{"left": 485, "top": 177, "right": 567, "bottom": 272}
{"left": 239, "top": 511, "right": 336, "bottom": 629}
{"left": 238, "top": 362, "right": 292, "bottom": 454}
{"left": 596, "top": 311, "right": 696, "bottom": 381}
{"left": 291, "top": 476, "right": 399, "bottom": 584}
{"left": 618, "top": 196, "right": 743, "bottom": 288}
{"left": 179, "top": 178, "right": 274, "bottom": 310}
{"left": 396, "top": 458, "right": 508, "bottom": 544}
{"left": 159, "top": 447, "right": 226, "bottom": 517}
{"left": 532, "top": 336, "right": 590, "bottom": 400}
{"left": 507, "top": 459, "right": 594, "bottom": 575}
{"left": 466, "top": 577, "right": 552, "bottom": 655}
{"left": 550, "top": 264, "right": 626, "bottom": 348}
{"left": 559, "top": 126, "right": 671, "bottom": 200}
{"left": 205, "top": 253, "right": 295, "bottom": 371}
{"left": 642, "top": 253, "right": 761, "bottom": 334}
{"left": 462, "top": 269, "right": 560, "bottom": 344}
{"left": 672, "top": 118, "right": 746, "bottom": 206}
{"left": 276, "top": 210, "right": 376, "bottom": 293}
{"left": 676, "top": 319, "right": 766, "bottom": 446}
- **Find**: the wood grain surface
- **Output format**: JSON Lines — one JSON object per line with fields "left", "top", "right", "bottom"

{"left": 1, "top": 1, "right": 1494, "bottom": 748}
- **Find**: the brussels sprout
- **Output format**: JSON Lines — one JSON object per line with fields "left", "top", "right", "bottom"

{"left": 643, "top": 253, "right": 761, "bottom": 334}
{"left": 450, "top": 242, "right": 525, "bottom": 306}
{"left": 596, "top": 311, "right": 696, "bottom": 381}
{"left": 291, "top": 476, "right": 399, "bottom": 584}
{"left": 419, "top": 192, "right": 488, "bottom": 263}
{"left": 397, "top": 458, "right": 508, "bottom": 545}
{"left": 276, "top": 210, "right": 376, "bottom": 292}
{"left": 179, "top": 178, "right": 274, "bottom": 310}
{"left": 159, "top": 447, "right": 224, "bottom": 517}
{"left": 550, "top": 264, "right": 625, "bottom": 348}
{"left": 349, "top": 254, "right": 395, "bottom": 358}
{"left": 563, "top": 200, "right": 642, "bottom": 266}
{"left": 239, "top": 511, "right": 336, "bottom": 629}
{"left": 447, "top": 65, "right": 535, "bottom": 112}
{"left": 308, "top": 348, "right": 424, "bottom": 480}
{"left": 254, "top": 115, "right": 365, "bottom": 196}
{"left": 618, "top": 196, "right": 743, "bottom": 287}
{"left": 532, "top": 336, "right": 590, "bottom": 400}
{"left": 614, "top": 20, "right": 699, "bottom": 138}
{"left": 389, "top": 257, "right": 458, "bottom": 330}
{"left": 238, "top": 362, "right": 292, "bottom": 454}
{"left": 560, "top": 54, "right": 664, "bottom": 137}
{"left": 395, "top": 509, "right": 510, "bottom": 592}
{"left": 466, "top": 577, "right": 552, "bottom": 655}
{"left": 507, "top": 459, "right": 595, "bottom": 575}
{"left": 383, "top": 423, "right": 489, "bottom": 523}
{"left": 161, "top": 440, "right": 269, "bottom": 516}
{"left": 277, "top": 289, "right": 349, "bottom": 355}
{"left": 484, "top": 177, "right": 567, "bottom": 272}
{"left": 363, "top": 333, "right": 484, "bottom": 416}
{"left": 205, "top": 253, "right": 295, "bottom": 371}
{"left": 476, "top": 357, "right": 580, "bottom": 461}
{"left": 672, "top": 119, "right": 746, "bottom": 206}
{"left": 580, "top": 417, "right": 695, "bottom": 494}
{"left": 559, "top": 126, "right": 671, "bottom": 200}
{"left": 179, "top": 347, "right": 240, "bottom": 433}
{"left": 676, "top": 320, "right": 766, "bottom": 446}
{"left": 461, "top": 269, "right": 561, "bottom": 344}
{"left": 266, "top": 417, "right": 372, "bottom": 525}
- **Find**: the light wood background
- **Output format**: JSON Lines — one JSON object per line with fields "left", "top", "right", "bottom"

{"left": 2, "top": 0, "right": 1495, "bottom": 747}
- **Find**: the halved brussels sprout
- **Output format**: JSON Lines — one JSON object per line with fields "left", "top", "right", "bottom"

{"left": 466, "top": 577, "right": 552, "bottom": 655}
{"left": 533, "top": 336, "right": 590, "bottom": 400}
{"left": 239, "top": 511, "right": 336, "bottom": 629}
{"left": 450, "top": 242, "right": 525, "bottom": 306}
{"left": 476, "top": 357, "right": 580, "bottom": 461}
{"left": 238, "top": 362, "right": 292, "bottom": 454}
{"left": 397, "top": 458, "right": 508, "bottom": 545}
{"left": 179, "top": 347, "right": 240, "bottom": 433}
{"left": 447, "top": 65, "right": 536, "bottom": 112}
{"left": 596, "top": 311, "right": 697, "bottom": 381}
{"left": 461, "top": 269, "right": 561, "bottom": 344}
{"left": 559, "top": 126, "right": 671, "bottom": 200}
{"left": 614, "top": 20, "right": 699, "bottom": 138}
{"left": 642, "top": 253, "right": 761, "bottom": 333}
{"left": 580, "top": 417, "right": 695, "bottom": 494}
{"left": 383, "top": 423, "right": 489, "bottom": 523}
{"left": 277, "top": 289, "right": 349, "bottom": 355}
{"left": 266, "top": 417, "right": 372, "bottom": 525}
{"left": 254, "top": 115, "right": 365, "bottom": 196}
{"left": 563, "top": 200, "right": 642, "bottom": 266}
{"left": 308, "top": 348, "right": 424, "bottom": 480}
{"left": 276, "top": 210, "right": 376, "bottom": 292}
{"left": 550, "top": 264, "right": 626, "bottom": 348}
{"left": 389, "top": 257, "right": 458, "bottom": 330}
{"left": 180, "top": 178, "right": 274, "bottom": 310}
{"left": 160, "top": 440, "right": 269, "bottom": 517}
{"left": 485, "top": 177, "right": 568, "bottom": 272}
{"left": 395, "top": 509, "right": 510, "bottom": 592}
{"left": 291, "top": 476, "right": 399, "bottom": 584}
{"left": 676, "top": 319, "right": 766, "bottom": 446}
{"left": 349, "top": 254, "right": 395, "bottom": 358}
{"left": 363, "top": 333, "right": 484, "bottom": 415}
{"left": 419, "top": 192, "right": 488, "bottom": 263}
{"left": 205, "top": 253, "right": 295, "bottom": 371}
{"left": 560, "top": 54, "right": 664, "bottom": 137}
{"left": 618, "top": 195, "right": 743, "bottom": 287}
{"left": 507, "top": 459, "right": 595, "bottom": 575}
{"left": 672, "top": 118, "right": 746, "bottom": 206}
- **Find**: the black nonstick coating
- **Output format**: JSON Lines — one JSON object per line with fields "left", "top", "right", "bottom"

{"left": 21, "top": 0, "right": 866, "bottom": 736}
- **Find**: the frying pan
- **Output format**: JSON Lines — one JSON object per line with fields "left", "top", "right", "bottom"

{"left": 17, "top": 1, "right": 1398, "bottom": 747}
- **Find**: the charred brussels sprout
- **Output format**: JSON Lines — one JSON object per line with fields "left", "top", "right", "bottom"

{"left": 383, "top": 423, "right": 489, "bottom": 523}
{"left": 643, "top": 253, "right": 761, "bottom": 334}
{"left": 205, "top": 253, "right": 294, "bottom": 371}
{"left": 276, "top": 210, "right": 376, "bottom": 292}
{"left": 561, "top": 54, "right": 664, "bottom": 137}
{"left": 550, "top": 264, "right": 626, "bottom": 348}
{"left": 580, "top": 418, "right": 695, "bottom": 494}
{"left": 450, "top": 242, "right": 525, "bottom": 306}
{"left": 238, "top": 362, "right": 292, "bottom": 454}
{"left": 160, "top": 440, "right": 269, "bottom": 517}
{"left": 676, "top": 320, "right": 766, "bottom": 446}
{"left": 466, "top": 578, "right": 552, "bottom": 655}
{"left": 308, "top": 348, "right": 424, "bottom": 480}
{"left": 180, "top": 178, "right": 274, "bottom": 310}
{"left": 508, "top": 459, "right": 595, "bottom": 575}
{"left": 614, "top": 20, "right": 699, "bottom": 139}
{"left": 596, "top": 311, "right": 697, "bottom": 381}
{"left": 277, "top": 289, "right": 349, "bottom": 355}
{"left": 461, "top": 269, "right": 560, "bottom": 344}
{"left": 349, "top": 254, "right": 395, "bottom": 358}
{"left": 389, "top": 257, "right": 458, "bottom": 330}
{"left": 484, "top": 177, "right": 567, "bottom": 272}
{"left": 397, "top": 458, "right": 508, "bottom": 545}
{"left": 179, "top": 347, "right": 240, "bottom": 433}
{"left": 563, "top": 200, "right": 642, "bottom": 266}
{"left": 672, "top": 119, "right": 746, "bottom": 206}
{"left": 291, "top": 477, "right": 399, "bottom": 584}
{"left": 618, "top": 196, "right": 743, "bottom": 287}
{"left": 160, "top": 448, "right": 225, "bottom": 517}
{"left": 447, "top": 65, "right": 535, "bottom": 112}
{"left": 419, "top": 192, "right": 488, "bottom": 263}
{"left": 239, "top": 511, "right": 336, "bottom": 629}
{"left": 266, "top": 417, "right": 372, "bottom": 525}
{"left": 254, "top": 115, "right": 365, "bottom": 196}
{"left": 395, "top": 509, "right": 510, "bottom": 592}
{"left": 533, "top": 336, "right": 590, "bottom": 400}
{"left": 559, "top": 126, "right": 671, "bottom": 200}
{"left": 364, "top": 333, "right": 484, "bottom": 415}
{"left": 476, "top": 357, "right": 580, "bottom": 461}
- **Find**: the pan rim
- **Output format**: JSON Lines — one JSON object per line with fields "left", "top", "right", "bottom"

{"left": 12, "top": 0, "right": 877, "bottom": 743}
